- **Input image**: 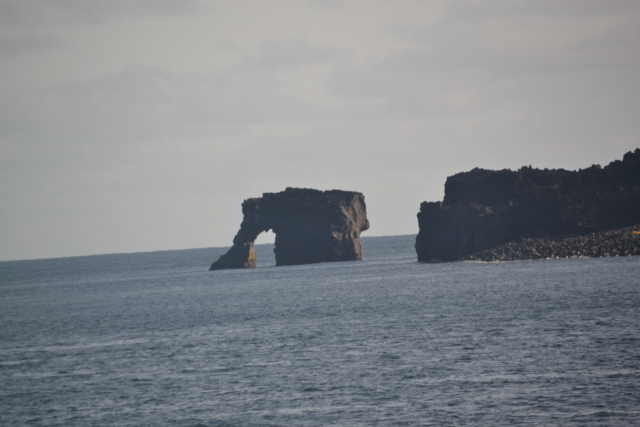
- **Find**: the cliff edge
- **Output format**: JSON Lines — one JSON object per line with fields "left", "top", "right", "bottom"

{"left": 210, "top": 187, "right": 369, "bottom": 270}
{"left": 416, "top": 149, "right": 640, "bottom": 261}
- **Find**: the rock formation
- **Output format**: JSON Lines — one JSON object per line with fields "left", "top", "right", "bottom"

{"left": 416, "top": 149, "right": 640, "bottom": 262}
{"left": 210, "top": 187, "right": 369, "bottom": 270}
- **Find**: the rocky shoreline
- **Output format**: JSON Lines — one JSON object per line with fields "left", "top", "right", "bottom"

{"left": 464, "top": 225, "right": 640, "bottom": 262}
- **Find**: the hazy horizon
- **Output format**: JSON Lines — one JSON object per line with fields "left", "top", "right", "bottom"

{"left": 2, "top": 0, "right": 639, "bottom": 260}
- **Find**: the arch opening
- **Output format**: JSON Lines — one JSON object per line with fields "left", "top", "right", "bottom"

{"left": 254, "top": 230, "right": 276, "bottom": 267}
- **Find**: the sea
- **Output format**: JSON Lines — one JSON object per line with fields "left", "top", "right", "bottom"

{"left": 1, "top": 235, "right": 639, "bottom": 426}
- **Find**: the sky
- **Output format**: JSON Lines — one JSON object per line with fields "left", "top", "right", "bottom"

{"left": 2, "top": 0, "right": 639, "bottom": 260}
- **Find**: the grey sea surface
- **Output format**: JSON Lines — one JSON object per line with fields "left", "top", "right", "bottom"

{"left": 1, "top": 235, "right": 639, "bottom": 426}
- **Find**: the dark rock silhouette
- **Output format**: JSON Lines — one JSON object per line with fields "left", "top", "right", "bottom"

{"left": 416, "top": 149, "right": 640, "bottom": 261}
{"left": 210, "top": 188, "right": 369, "bottom": 270}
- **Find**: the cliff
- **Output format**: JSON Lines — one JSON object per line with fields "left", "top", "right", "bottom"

{"left": 416, "top": 149, "right": 640, "bottom": 261}
{"left": 210, "top": 187, "right": 369, "bottom": 270}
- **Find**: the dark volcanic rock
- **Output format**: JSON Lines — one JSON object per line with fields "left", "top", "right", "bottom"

{"left": 210, "top": 187, "right": 369, "bottom": 270}
{"left": 416, "top": 149, "right": 640, "bottom": 262}
{"left": 466, "top": 225, "right": 640, "bottom": 261}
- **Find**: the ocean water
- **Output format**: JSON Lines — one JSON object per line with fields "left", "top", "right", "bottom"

{"left": 1, "top": 235, "right": 639, "bottom": 426}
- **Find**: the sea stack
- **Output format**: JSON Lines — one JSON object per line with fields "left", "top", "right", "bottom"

{"left": 416, "top": 149, "right": 640, "bottom": 262}
{"left": 210, "top": 187, "right": 369, "bottom": 270}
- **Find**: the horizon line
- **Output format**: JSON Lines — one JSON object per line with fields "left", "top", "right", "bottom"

{"left": 0, "top": 233, "right": 416, "bottom": 264}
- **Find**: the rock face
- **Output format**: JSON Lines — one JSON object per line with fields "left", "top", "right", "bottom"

{"left": 416, "top": 149, "right": 640, "bottom": 262}
{"left": 210, "top": 188, "right": 369, "bottom": 270}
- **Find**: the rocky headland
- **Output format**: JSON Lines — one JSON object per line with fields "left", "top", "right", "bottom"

{"left": 416, "top": 149, "right": 640, "bottom": 262}
{"left": 210, "top": 187, "right": 369, "bottom": 270}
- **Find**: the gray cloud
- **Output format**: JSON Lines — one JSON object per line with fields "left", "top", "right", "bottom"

{"left": 0, "top": 0, "right": 202, "bottom": 28}
{"left": 451, "top": 0, "right": 640, "bottom": 19}
{"left": 0, "top": 33, "right": 62, "bottom": 57}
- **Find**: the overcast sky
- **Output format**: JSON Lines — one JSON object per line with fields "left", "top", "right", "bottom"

{"left": 2, "top": 0, "right": 639, "bottom": 260}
